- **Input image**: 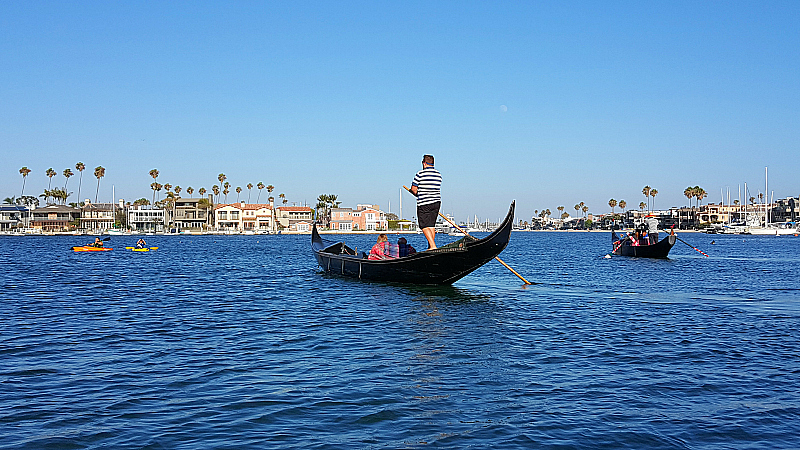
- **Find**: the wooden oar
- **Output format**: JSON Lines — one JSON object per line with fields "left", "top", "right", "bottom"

{"left": 403, "top": 185, "right": 531, "bottom": 284}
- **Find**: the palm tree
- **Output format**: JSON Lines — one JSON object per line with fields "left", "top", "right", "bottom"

{"left": 266, "top": 184, "right": 275, "bottom": 200}
{"left": 93, "top": 166, "right": 105, "bottom": 203}
{"left": 63, "top": 169, "right": 74, "bottom": 200}
{"left": 619, "top": 200, "right": 626, "bottom": 213}
{"left": 149, "top": 169, "right": 160, "bottom": 205}
{"left": 19, "top": 167, "right": 31, "bottom": 196}
{"left": 650, "top": 189, "right": 658, "bottom": 210}
{"left": 153, "top": 183, "right": 163, "bottom": 207}
{"left": 316, "top": 194, "right": 329, "bottom": 224}
{"left": 695, "top": 186, "right": 706, "bottom": 207}
{"left": 212, "top": 185, "right": 220, "bottom": 203}
{"left": 223, "top": 182, "right": 231, "bottom": 203}
{"left": 246, "top": 183, "right": 253, "bottom": 202}
{"left": 279, "top": 193, "right": 286, "bottom": 206}
{"left": 684, "top": 186, "right": 694, "bottom": 207}
{"left": 198, "top": 187, "right": 207, "bottom": 198}
{"left": 39, "top": 189, "right": 51, "bottom": 205}
{"left": 46, "top": 168, "right": 57, "bottom": 191}
{"left": 557, "top": 205, "right": 565, "bottom": 217}
{"left": 608, "top": 198, "right": 617, "bottom": 214}
{"left": 75, "top": 162, "right": 85, "bottom": 203}
{"left": 151, "top": 182, "right": 159, "bottom": 206}
{"left": 236, "top": 186, "right": 242, "bottom": 202}
{"left": 174, "top": 186, "right": 181, "bottom": 197}
{"left": 256, "top": 182, "right": 265, "bottom": 203}
{"left": 150, "top": 181, "right": 158, "bottom": 205}
{"left": 642, "top": 185, "right": 651, "bottom": 211}
{"left": 639, "top": 201, "right": 646, "bottom": 212}
{"left": 4, "top": 196, "right": 16, "bottom": 205}
{"left": 581, "top": 205, "right": 588, "bottom": 218}
{"left": 186, "top": 186, "right": 194, "bottom": 198}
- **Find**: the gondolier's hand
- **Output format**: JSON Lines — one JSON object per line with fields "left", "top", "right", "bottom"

{"left": 404, "top": 185, "right": 418, "bottom": 197}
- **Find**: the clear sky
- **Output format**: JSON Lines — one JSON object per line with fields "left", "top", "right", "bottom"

{"left": 2, "top": 1, "right": 798, "bottom": 221}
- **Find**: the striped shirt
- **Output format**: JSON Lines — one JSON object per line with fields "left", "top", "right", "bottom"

{"left": 412, "top": 166, "right": 442, "bottom": 206}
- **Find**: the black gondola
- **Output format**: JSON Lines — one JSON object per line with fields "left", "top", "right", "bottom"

{"left": 312, "top": 201, "right": 515, "bottom": 284}
{"left": 611, "top": 229, "right": 676, "bottom": 258}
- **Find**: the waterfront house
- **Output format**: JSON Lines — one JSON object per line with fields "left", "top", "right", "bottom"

{"left": 328, "top": 204, "right": 387, "bottom": 231}
{"left": 214, "top": 202, "right": 274, "bottom": 231}
{"left": 171, "top": 197, "right": 210, "bottom": 231}
{"left": 771, "top": 197, "right": 799, "bottom": 223}
{"left": 128, "top": 206, "right": 165, "bottom": 232}
{"left": 0, "top": 205, "right": 31, "bottom": 231}
{"left": 329, "top": 207, "right": 355, "bottom": 231}
{"left": 81, "top": 202, "right": 122, "bottom": 232}
{"left": 275, "top": 206, "right": 314, "bottom": 230}
{"left": 31, "top": 205, "right": 81, "bottom": 232}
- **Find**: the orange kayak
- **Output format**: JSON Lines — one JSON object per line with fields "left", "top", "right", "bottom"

{"left": 72, "top": 246, "right": 113, "bottom": 252}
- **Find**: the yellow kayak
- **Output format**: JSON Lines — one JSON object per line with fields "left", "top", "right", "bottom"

{"left": 125, "top": 246, "right": 159, "bottom": 252}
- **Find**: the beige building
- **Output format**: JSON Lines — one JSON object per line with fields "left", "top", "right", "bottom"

{"left": 171, "top": 197, "right": 211, "bottom": 230}
{"left": 214, "top": 202, "right": 274, "bottom": 231}
{"left": 276, "top": 206, "right": 314, "bottom": 231}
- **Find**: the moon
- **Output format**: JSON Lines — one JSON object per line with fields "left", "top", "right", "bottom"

{"left": 500, "top": 105, "right": 508, "bottom": 112}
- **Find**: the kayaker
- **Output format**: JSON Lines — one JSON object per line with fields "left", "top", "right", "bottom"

{"left": 90, "top": 237, "right": 103, "bottom": 248}
{"left": 135, "top": 238, "right": 147, "bottom": 249}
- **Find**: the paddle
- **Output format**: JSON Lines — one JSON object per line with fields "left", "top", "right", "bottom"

{"left": 673, "top": 235, "right": 709, "bottom": 257}
{"left": 403, "top": 185, "right": 532, "bottom": 284}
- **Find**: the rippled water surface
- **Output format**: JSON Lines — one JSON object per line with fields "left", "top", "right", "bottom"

{"left": 1, "top": 232, "right": 799, "bottom": 449}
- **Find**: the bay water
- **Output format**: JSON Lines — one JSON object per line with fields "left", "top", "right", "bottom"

{"left": 1, "top": 232, "right": 798, "bottom": 449}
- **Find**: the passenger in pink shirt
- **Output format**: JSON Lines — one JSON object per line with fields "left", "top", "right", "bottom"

{"left": 368, "top": 234, "right": 398, "bottom": 260}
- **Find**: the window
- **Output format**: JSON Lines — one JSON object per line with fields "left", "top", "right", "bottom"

{"left": 219, "top": 211, "right": 227, "bottom": 219}
{"left": 231, "top": 212, "right": 239, "bottom": 220}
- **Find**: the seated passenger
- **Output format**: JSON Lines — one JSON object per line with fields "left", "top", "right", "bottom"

{"left": 135, "top": 238, "right": 147, "bottom": 249}
{"left": 368, "top": 234, "right": 398, "bottom": 260}
{"left": 90, "top": 237, "right": 103, "bottom": 248}
{"left": 397, "top": 237, "right": 416, "bottom": 257}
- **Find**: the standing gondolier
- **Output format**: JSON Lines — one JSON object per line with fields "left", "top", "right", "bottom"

{"left": 645, "top": 214, "right": 659, "bottom": 244}
{"left": 409, "top": 154, "right": 442, "bottom": 250}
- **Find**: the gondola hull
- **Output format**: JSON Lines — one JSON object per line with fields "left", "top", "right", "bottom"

{"left": 612, "top": 231, "right": 676, "bottom": 258}
{"left": 312, "top": 202, "right": 515, "bottom": 285}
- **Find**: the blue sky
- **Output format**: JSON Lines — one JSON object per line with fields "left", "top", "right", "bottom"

{"left": 2, "top": 1, "right": 798, "bottom": 221}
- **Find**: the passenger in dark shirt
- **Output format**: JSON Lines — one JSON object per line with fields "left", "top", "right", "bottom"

{"left": 397, "top": 237, "right": 416, "bottom": 257}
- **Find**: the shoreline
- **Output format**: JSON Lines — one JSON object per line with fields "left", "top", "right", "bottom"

{"left": 0, "top": 228, "right": 706, "bottom": 236}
